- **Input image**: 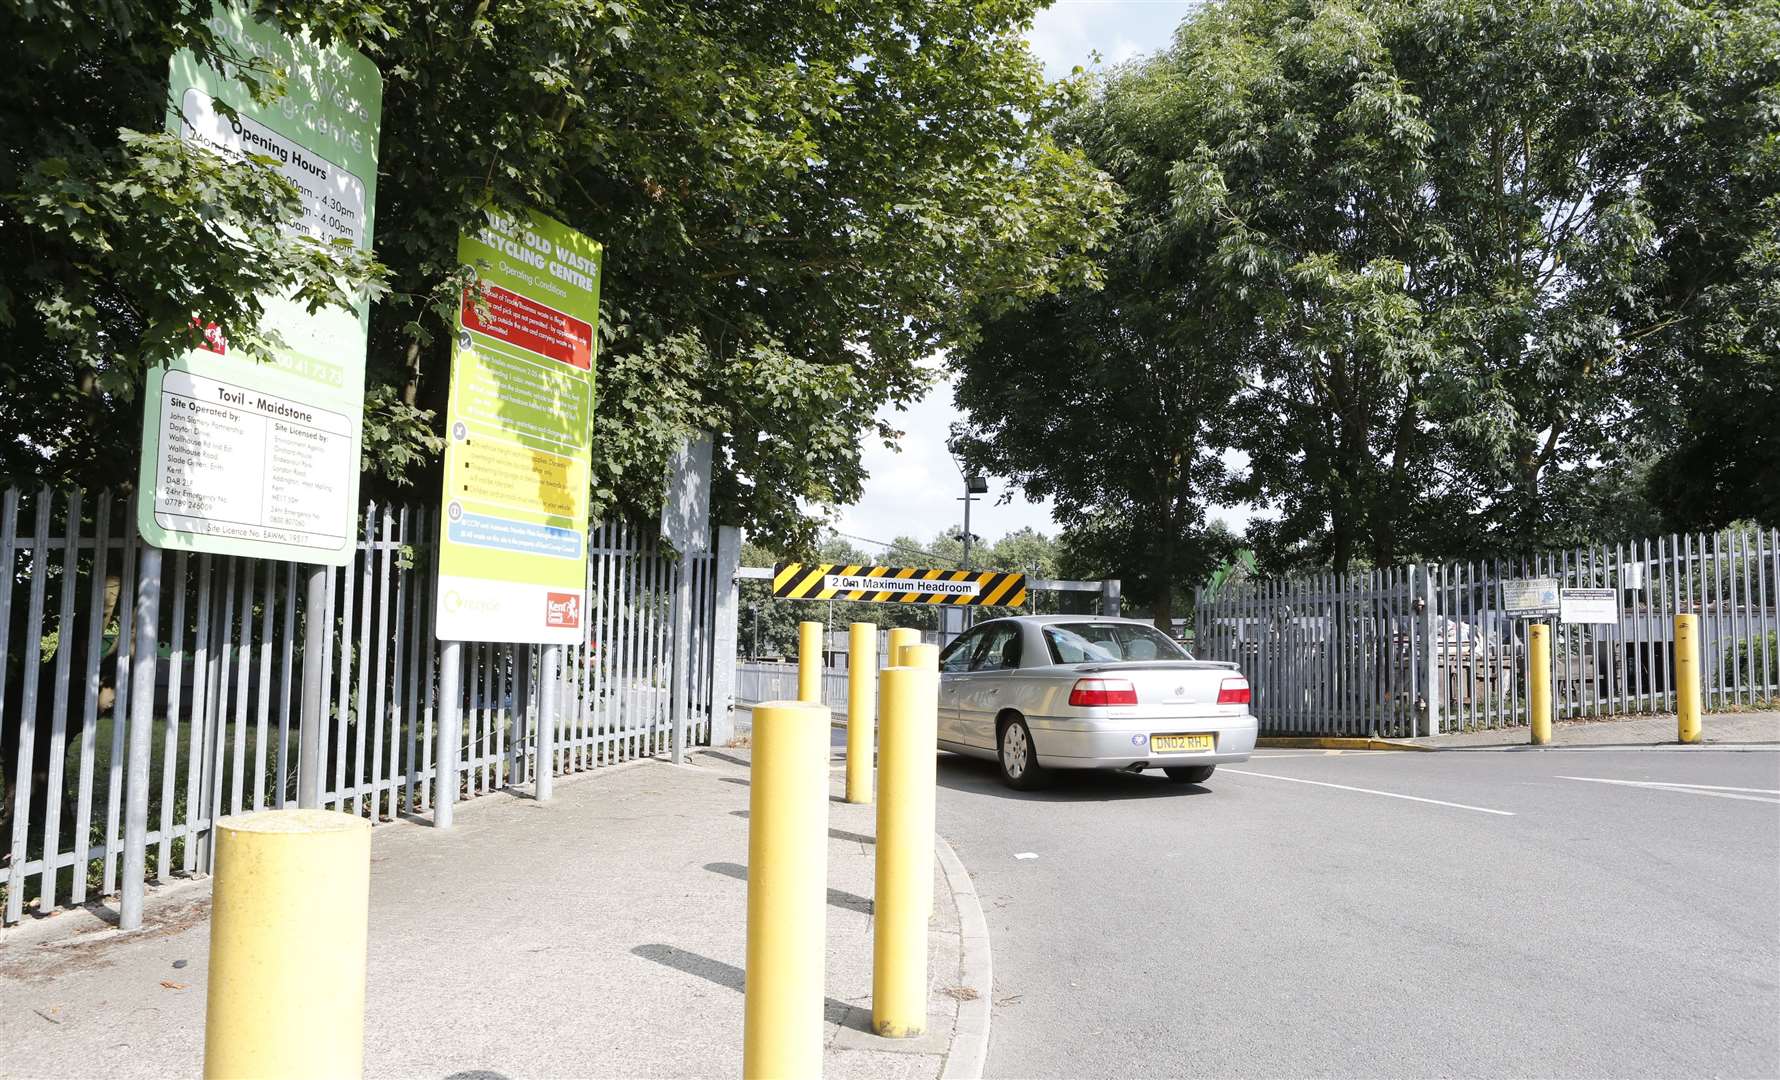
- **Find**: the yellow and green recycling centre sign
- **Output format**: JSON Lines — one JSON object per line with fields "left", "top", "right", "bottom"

{"left": 434, "top": 208, "right": 602, "bottom": 645}
{"left": 136, "top": 4, "right": 382, "bottom": 564}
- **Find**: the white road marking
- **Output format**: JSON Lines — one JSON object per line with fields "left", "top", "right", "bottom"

{"left": 1013, "top": 852, "right": 1039, "bottom": 860}
{"left": 1557, "top": 776, "right": 1780, "bottom": 805}
{"left": 1222, "top": 769, "right": 1516, "bottom": 816}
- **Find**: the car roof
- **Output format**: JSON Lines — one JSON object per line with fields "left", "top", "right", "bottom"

{"left": 973, "top": 614, "right": 1157, "bottom": 627}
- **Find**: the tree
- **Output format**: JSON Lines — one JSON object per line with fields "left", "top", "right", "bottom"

{"left": 1170, "top": 0, "right": 1780, "bottom": 560}
{"left": 1, "top": 0, "right": 1120, "bottom": 549}
{"left": 0, "top": 1, "right": 388, "bottom": 492}
{"left": 950, "top": 54, "right": 1250, "bottom": 627}
{"left": 957, "top": 0, "right": 1779, "bottom": 585}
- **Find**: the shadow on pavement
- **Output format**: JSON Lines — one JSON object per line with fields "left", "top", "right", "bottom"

{"left": 936, "top": 753, "right": 1212, "bottom": 802}
{"left": 630, "top": 944, "right": 865, "bottom": 1029}
{"left": 728, "top": 810, "right": 875, "bottom": 845}
{"left": 703, "top": 861, "right": 873, "bottom": 914}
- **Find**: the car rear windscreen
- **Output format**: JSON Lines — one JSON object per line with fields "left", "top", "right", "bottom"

{"left": 1044, "top": 623, "right": 1192, "bottom": 664}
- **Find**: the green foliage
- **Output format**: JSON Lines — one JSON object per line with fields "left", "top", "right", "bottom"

{"left": 0, "top": 1, "right": 391, "bottom": 489}
{"left": 956, "top": 0, "right": 1780, "bottom": 589}
{"left": 360, "top": 384, "right": 445, "bottom": 488}
{"left": 2, "top": 0, "right": 1119, "bottom": 546}
{"left": 1723, "top": 632, "right": 1779, "bottom": 690}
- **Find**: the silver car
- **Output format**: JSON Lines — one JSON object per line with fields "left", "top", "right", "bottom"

{"left": 937, "top": 615, "right": 1257, "bottom": 789}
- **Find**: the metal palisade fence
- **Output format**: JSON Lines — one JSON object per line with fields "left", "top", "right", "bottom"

{"left": 735, "top": 663, "right": 849, "bottom": 714}
{"left": 1, "top": 486, "right": 736, "bottom": 924}
{"left": 1194, "top": 526, "right": 1779, "bottom": 738}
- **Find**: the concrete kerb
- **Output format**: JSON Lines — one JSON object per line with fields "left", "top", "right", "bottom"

{"left": 1255, "top": 734, "right": 1779, "bottom": 753}
{"left": 936, "top": 834, "right": 993, "bottom": 1080}
{"left": 1256, "top": 736, "right": 1435, "bottom": 752}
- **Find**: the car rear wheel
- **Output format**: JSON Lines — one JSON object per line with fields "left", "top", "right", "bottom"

{"left": 998, "top": 717, "right": 1048, "bottom": 790}
{"left": 1163, "top": 765, "right": 1215, "bottom": 784}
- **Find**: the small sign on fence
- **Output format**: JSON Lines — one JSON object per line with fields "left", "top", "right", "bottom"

{"left": 1560, "top": 588, "right": 1619, "bottom": 625}
{"left": 660, "top": 432, "right": 713, "bottom": 555}
{"left": 1501, "top": 577, "right": 1561, "bottom": 616}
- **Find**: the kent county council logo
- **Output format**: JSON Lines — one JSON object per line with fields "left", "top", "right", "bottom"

{"left": 546, "top": 592, "right": 582, "bottom": 629}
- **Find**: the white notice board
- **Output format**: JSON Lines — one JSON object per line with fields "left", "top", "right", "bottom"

{"left": 1560, "top": 588, "right": 1619, "bottom": 625}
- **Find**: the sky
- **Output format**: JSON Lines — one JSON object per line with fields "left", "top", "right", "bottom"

{"left": 829, "top": 1, "right": 1207, "bottom": 552}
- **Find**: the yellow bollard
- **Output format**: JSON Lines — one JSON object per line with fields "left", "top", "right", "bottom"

{"left": 1676, "top": 613, "right": 1702, "bottom": 744}
{"left": 901, "top": 641, "right": 938, "bottom": 672}
{"left": 872, "top": 662, "right": 940, "bottom": 1038}
{"left": 743, "top": 700, "right": 831, "bottom": 1080}
{"left": 897, "top": 644, "right": 940, "bottom": 918}
{"left": 846, "top": 622, "right": 877, "bottom": 805}
{"left": 887, "top": 626, "right": 920, "bottom": 670}
{"left": 797, "top": 620, "right": 823, "bottom": 704}
{"left": 204, "top": 809, "right": 372, "bottom": 1080}
{"left": 1529, "top": 623, "right": 1552, "bottom": 745}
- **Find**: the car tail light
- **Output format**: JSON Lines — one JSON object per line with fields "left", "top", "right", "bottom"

{"left": 1217, "top": 676, "right": 1251, "bottom": 705}
{"left": 1069, "top": 678, "right": 1137, "bottom": 707}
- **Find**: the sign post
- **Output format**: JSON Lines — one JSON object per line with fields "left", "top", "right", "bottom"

{"left": 434, "top": 208, "right": 600, "bottom": 810}
{"left": 128, "top": 5, "right": 382, "bottom": 921}
{"left": 661, "top": 434, "right": 713, "bottom": 765}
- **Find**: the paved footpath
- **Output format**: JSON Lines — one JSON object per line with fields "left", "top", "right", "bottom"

{"left": 0, "top": 748, "right": 990, "bottom": 1079}
{"left": 1411, "top": 709, "right": 1778, "bottom": 748}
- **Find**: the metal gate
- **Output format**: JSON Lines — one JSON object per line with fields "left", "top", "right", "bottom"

{"left": 1195, "top": 568, "right": 1429, "bottom": 738}
{"left": 1195, "top": 527, "right": 1780, "bottom": 737}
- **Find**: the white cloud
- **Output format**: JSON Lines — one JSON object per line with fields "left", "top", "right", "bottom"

{"left": 832, "top": 372, "right": 1061, "bottom": 549}
{"left": 1027, "top": 1, "right": 1198, "bottom": 78}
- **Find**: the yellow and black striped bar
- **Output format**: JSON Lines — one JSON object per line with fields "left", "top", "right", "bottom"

{"left": 771, "top": 563, "right": 1028, "bottom": 607}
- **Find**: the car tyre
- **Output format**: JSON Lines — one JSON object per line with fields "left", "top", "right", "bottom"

{"left": 998, "top": 716, "right": 1048, "bottom": 790}
{"left": 1163, "top": 764, "right": 1215, "bottom": 784}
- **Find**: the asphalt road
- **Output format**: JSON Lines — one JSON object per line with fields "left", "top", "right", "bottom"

{"left": 934, "top": 744, "right": 1780, "bottom": 1079}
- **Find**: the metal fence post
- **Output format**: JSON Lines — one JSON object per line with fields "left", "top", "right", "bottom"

{"left": 1101, "top": 578, "right": 1122, "bottom": 617}
{"left": 709, "top": 525, "right": 742, "bottom": 746}
{"left": 1419, "top": 564, "right": 1441, "bottom": 737}
{"left": 119, "top": 544, "right": 162, "bottom": 931}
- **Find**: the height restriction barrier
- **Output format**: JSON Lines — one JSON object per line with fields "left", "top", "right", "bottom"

{"left": 773, "top": 563, "right": 1026, "bottom": 607}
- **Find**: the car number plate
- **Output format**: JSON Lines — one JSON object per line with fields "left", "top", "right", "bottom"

{"left": 1150, "top": 733, "right": 1214, "bottom": 753}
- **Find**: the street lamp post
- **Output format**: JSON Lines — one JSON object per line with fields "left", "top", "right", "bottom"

{"left": 958, "top": 472, "right": 987, "bottom": 628}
